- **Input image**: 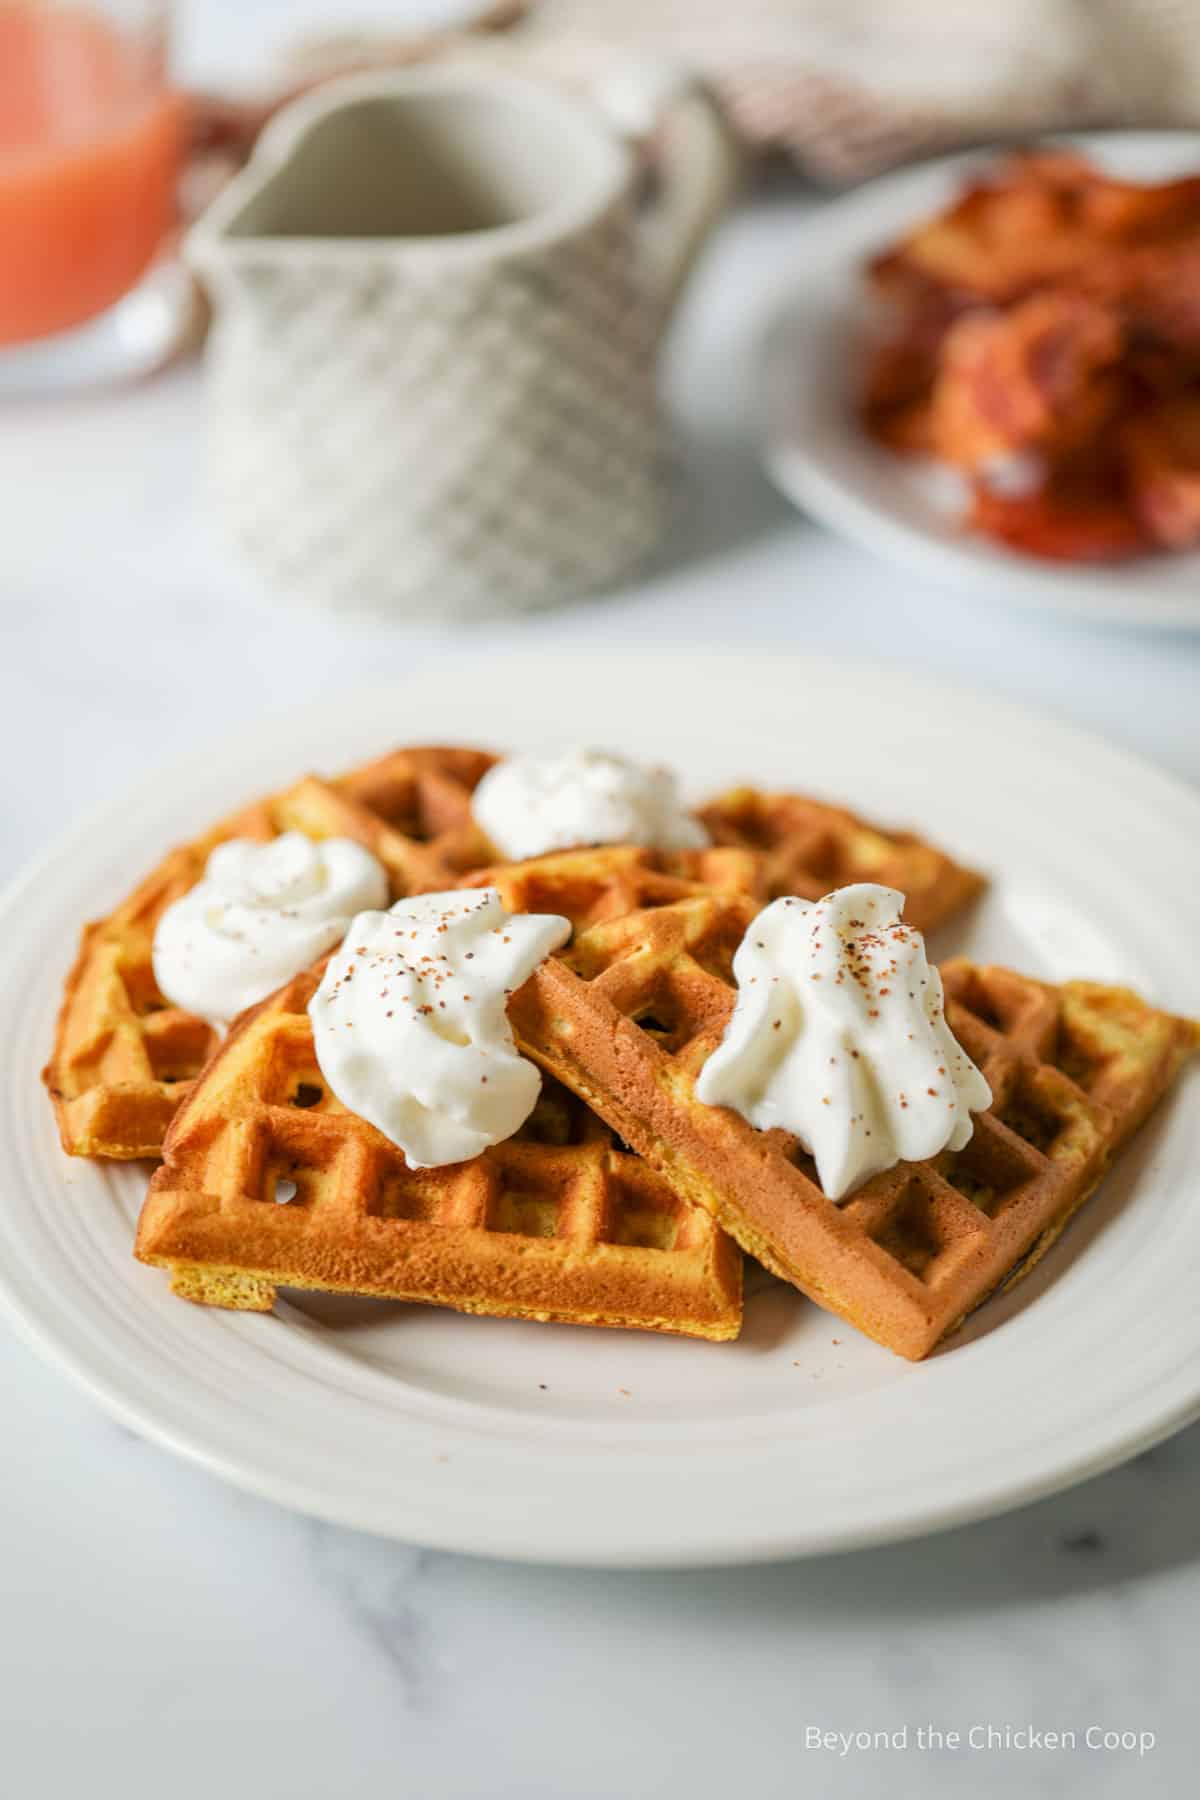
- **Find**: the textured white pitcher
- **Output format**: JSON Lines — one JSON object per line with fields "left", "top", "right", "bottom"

{"left": 188, "top": 65, "right": 741, "bottom": 619}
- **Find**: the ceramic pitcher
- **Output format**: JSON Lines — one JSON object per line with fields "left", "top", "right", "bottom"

{"left": 187, "top": 65, "right": 742, "bottom": 619}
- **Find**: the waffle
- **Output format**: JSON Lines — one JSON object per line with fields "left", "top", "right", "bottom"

{"left": 332, "top": 744, "right": 496, "bottom": 889}
{"left": 134, "top": 965, "right": 742, "bottom": 1340}
{"left": 508, "top": 893, "right": 1199, "bottom": 1358}
{"left": 463, "top": 842, "right": 766, "bottom": 932}
{"left": 696, "top": 788, "right": 984, "bottom": 933}
{"left": 44, "top": 746, "right": 496, "bottom": 1161}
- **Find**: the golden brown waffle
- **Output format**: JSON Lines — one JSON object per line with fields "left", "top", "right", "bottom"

{"left": 696, "top": 788, "right": 984, "bottom": 933}
{"left": 44, "top": 746, "right": 496, "bottom": 1161}
{"left": 463, "top": 842, "right": 766, "bottom": 933}
{"left": 333, "top": 744, "right": 496, "bottom": 889}
{"left": 508, "top": 893, "right": 1199, "bottom": 1359}
{"left": 135, "top": 966, "right": 742, "bottom": 1340}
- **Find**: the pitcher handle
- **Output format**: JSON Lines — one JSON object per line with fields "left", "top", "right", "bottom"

{"left": 593, "top": 62, "right": 744, "bottom": 322}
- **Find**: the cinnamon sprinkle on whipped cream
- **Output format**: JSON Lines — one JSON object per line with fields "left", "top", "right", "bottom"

{"left": 695, "top": 884, "right": 992, "bottom": 1201}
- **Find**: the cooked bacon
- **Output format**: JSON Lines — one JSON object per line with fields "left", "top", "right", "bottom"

{"left": 857, "top": 277, "right": 969, "bottom": 453}
{"left": 869, "top": 151, "right": 1200, "bottom": 304}
{"left": 868, "top": 181, "right": 1091, "bottom": 306}
{"left": 1078, "top": 173, "right": 1200, "bottom": 243}
{"left": 1082, "top": 241, "right": 1200, "bottom": 358}
{"left": 969, "top": 461, "right": 1147, "bottom": 563}
{"left": 931, "top": 292, "right": 1124, "bottom": 470}
{"left": 860, "top": 147, "right": 1200, "bottom": 563}
{"left": 1119, "top": 393, "right": 1200, "bottom": 548}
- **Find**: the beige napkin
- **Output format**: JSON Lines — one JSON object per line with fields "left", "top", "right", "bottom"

{"left": 202, "top": 0, "right": 1200, "bottom": 190}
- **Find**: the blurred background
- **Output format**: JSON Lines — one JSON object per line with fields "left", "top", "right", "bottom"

{"left": 4, "top": 8, "right": 1200, "bottom": 1799}
{"left": 3, "top": 0, "right": 1200, "bottom": 850}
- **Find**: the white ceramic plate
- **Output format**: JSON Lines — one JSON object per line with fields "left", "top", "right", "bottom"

{"left": 762, "top": 132, "right": 1200, "bottom": 630}
{"left": 2, "top": 649, "right": 1198, "bottom": 1566}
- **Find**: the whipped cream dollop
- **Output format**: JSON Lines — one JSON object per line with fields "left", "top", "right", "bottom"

{"left": 152, "top": 833, "right": 388, "bottom": 1029}
{"left": 308, "top": 889, "right": 571, "bottom": 1168}
{"left": 695, "top": 884, "right": 992, "bottom": 1201}
{"left": 471, "top": 747, "right": 709, "bottom": 862}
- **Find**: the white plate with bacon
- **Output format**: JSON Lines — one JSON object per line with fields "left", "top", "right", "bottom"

{"left": 763, "top": 132, "right": 1200, "bottom": 629}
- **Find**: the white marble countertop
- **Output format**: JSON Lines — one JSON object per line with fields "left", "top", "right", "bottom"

{"left": 5, "top": 102, "right": 1200, "bottom": 1800}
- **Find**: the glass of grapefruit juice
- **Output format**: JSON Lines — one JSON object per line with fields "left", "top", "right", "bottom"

{"left": 0, "top": 1, "right": 186, "bottom": 388}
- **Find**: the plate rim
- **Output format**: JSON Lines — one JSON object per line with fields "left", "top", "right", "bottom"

{"left": 760, "top": 128, "right": 1200, "bottom": 631}
{"left": 3, "top": 645, "right": 1199, "bottom": 1567}
{"left": 5, "top": 1273, "right": 1199, "bottom": 1569}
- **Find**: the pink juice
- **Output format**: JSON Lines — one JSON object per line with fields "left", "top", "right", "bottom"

{"left": 0, "top": 3, "right": 182, "bottom": 344}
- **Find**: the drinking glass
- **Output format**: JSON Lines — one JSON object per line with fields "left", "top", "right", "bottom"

{"left": 0, "top": 0, "right": 188, "bottom": 391}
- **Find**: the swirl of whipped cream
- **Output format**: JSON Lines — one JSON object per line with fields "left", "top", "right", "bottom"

{"left": 471, "top": 746, "right": 709, "bottom": 862}
{"left": 695, "top": 883, "right": 992, "bottom": 1201}
{"left": 152, "top": 833, "right": 388, "bottom": 1028}
{"left": 309, "top": 889, "right": 571, "bottom": 1169}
